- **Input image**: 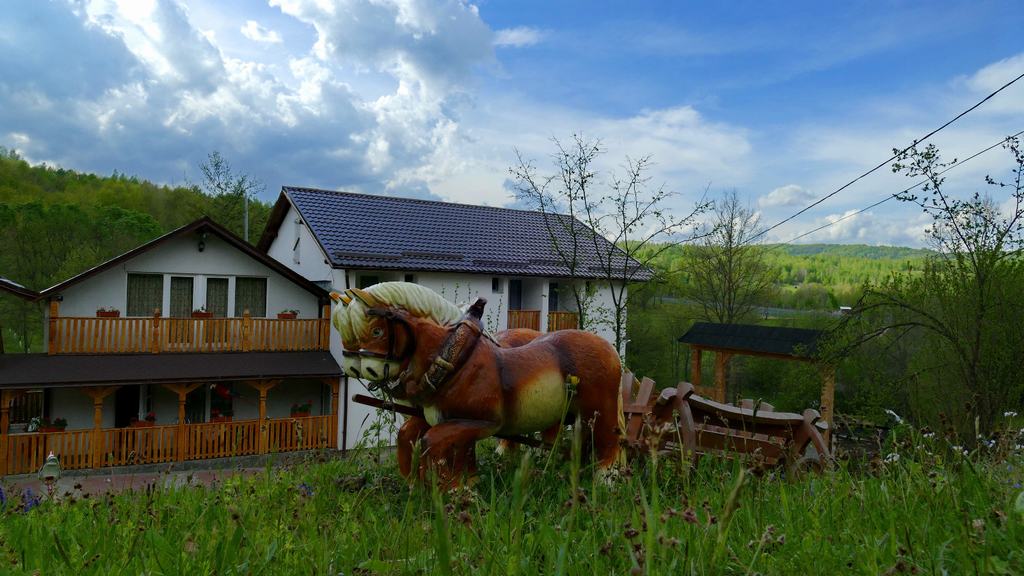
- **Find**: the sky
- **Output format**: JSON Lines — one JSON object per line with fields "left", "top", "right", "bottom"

{"left": 1, "top": 0, "right": 1022, "bottom": 247}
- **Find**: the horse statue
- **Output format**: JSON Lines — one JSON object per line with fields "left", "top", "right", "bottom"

{"left": 332, "top": 281, "right": 623, "bottom": 486}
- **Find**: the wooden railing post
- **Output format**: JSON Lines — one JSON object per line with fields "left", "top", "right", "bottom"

{"left": 0, "top": 390, "right": 12, "bottom": 476}
{"left": 714, "top": 352, "right": 730, "bottom": 403}
{"left": 47, "top": 301, "right": 59, "bottom": 355}
{"left": 150, "top": 310, "right": 161, "bottom": 354}
{"left": 242, "top": 311, "right": 252, "bottom": 352}
{"left": 322, "top": 304, "right": 331, "bottom": 349}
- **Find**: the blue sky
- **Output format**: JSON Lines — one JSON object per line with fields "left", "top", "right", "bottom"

{"left": 2, "top": 0, "right": 1022, "bottom": 246}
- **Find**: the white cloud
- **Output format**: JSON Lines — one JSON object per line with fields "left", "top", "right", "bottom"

{"left": 758, "top": 184, "right": 815, "bottom": 208}
{"left": 494, "top": 26, "right": 543, "bottom": 48}
{"left": 240, "top": 20, "right": 282, "bottom": 44}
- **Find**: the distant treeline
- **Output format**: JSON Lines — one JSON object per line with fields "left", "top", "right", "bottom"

{"left": 0, "top": 148, "right": 272, "bottom": 352}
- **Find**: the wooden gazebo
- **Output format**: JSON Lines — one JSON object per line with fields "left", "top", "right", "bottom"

{"left": 678, "top": 322, "right": 835, "bottom": 440}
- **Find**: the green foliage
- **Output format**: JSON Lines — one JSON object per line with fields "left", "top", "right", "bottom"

{"left": 1, "top": 436, "right": 1022, "bottom": 574}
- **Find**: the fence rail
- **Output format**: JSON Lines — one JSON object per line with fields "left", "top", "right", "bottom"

{"left": 507, "top": 310, "right": 540, "bottom": 331}
{"left": 2, "top": 416, "right": 335, "bottom": 475}
{"left": 547, "top": 311, "right": 579, "bottom": 331}
{"left": 48, "top": 311, "right": 330, "bottom": 355}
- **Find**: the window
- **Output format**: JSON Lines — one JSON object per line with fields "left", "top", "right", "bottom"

{"left": 549, "top": 282, "right": 559, "bottom": 312}
{"left": 404, "top": 273, "right": 416, "bottom": 284}
{"left": 357, "top": 275, "right": 380, "bottom": 289}
{"left": 206, "top": 278, "right": 228, "bottom": 318}
{"left": 169, "top": 277, "right": 194, "bottom": 318}
{"left": 126, "top": 273, "right": 163, "bottom": 316}
{"left": 234, "top": 277, "right": 267, "bottom": 317}
{"left": 509, "top": 279, "right": 522, "bottom": 310}
{"left": 491, "top": 277, "right": 502, "bottom": 294}
{"left": 292, "top": 236, "right": 301, "bottom": 265}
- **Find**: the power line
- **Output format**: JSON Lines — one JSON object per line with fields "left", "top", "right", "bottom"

{"left": 768, "top": 130, "right": 1024, "bottom": 248}
{"left": 748, "top": 70, "right": 1024, "bottom": 245}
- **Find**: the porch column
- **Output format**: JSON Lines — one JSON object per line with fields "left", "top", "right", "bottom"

{"left": 81, "top": 386, "right": 120, "bottom": 468}
{"left": 47, "top": 300, "right": 59, "bottom": 355}
{"left": 713, "top": 352, "right": 730, "bottom": 403}
{"left": 690, "top": 347, "right": 702, "bottom": 387}
{"left": 819, "top": 364, "right": 836, "bottom": 447}
{"left": 539, "top": 280, "right": 550, "bottom": 333}
{"left": 0, "top": 390, "right": 13, "bottom": 476}
{"left": 325, "top": 378, "right": 340, "bottom": 449}
{"left": 245, "top": 380, "right": 279, "bottom": 454}
{"left": 161, "top": 383, "right": 202, "bottom": 461}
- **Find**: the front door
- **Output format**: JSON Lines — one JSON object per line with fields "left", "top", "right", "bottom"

{"left": 114, "top": 386, "right": 140, "bottom": 427}
{"left": 509, "top": 279, "right": 523, "bottom": 310}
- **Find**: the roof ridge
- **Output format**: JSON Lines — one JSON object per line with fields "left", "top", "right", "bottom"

{"left": 281, "top": 185, "right": 573, "bottom": 218}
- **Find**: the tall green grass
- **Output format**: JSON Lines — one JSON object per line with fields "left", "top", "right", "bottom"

{"left": 1, "top": 427, "right": 1022, "bottom": 575}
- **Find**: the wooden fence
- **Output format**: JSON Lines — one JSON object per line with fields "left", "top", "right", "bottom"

{"left": 3, "top": 416, "right": 334, "bottom": 475}
{"left": 48, "top": 310, "right": 330, "bottom": 355}
{"left": 547, "top": 311, "right": 579, "bottom": 331}
{"left": 507, "top": 309, "right": 540, "bottom": 330}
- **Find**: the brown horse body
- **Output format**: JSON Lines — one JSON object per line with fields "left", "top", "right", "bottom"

{"left": 338, "top": 285, "right": 622, "bottom": 486}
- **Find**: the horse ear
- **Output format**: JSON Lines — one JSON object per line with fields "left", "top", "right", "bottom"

{"left": 350, "top": 288, "right": 380, "bottom": 308}
{"left": 466, "top": 297, "right": 487, "bottom": 320}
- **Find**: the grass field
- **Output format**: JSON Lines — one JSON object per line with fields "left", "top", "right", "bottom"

{"left": 1, "top": 424, "right": 1023, "bottom": 575}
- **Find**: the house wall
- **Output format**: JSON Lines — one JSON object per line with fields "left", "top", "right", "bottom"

{"left": 53, "top": 233, "right": 321, "bottom": 320}
{"left": 143, "top": 380, "right": 327, "bottom": 424}
{"left": 49, "top": 388, "right": 115, "bottom": 430}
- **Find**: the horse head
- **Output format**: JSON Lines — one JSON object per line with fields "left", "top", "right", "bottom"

{"left": 332, "top": 282, "right": 462, "bottom": 392}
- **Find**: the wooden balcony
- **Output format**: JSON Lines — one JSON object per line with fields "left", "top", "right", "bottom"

{"left": 506, "top": 310, "right": 580, "bottom": 332}
{"left": 2, "top": 415, "right": 334, "bottom": 475}
{"left": 507, "top": 309, "right": 540, "bottom": 330}
{"left": 47, "top": 303, "right": 331, "bottom": 355}
{"left": 547, "top": 311, "right": 579, "bottom": 331}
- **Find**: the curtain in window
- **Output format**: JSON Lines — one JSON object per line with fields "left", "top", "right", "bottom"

{"left": 206, "top": 278, "right": 229, "bottom": 317}
{"left": 126, "top": 273, "right": 163, "bottom": 317}
{"left": 169, "top": 277, "right": 194, "bottom": 318}
{"left": 234, "top": 277, "right": 267, "bottom": 317}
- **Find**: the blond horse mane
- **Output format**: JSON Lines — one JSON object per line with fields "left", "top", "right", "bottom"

{"left": 334, "top": 282, "right": 464, "bottom": 344}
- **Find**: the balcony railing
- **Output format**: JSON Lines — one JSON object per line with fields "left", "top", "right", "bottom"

{"left": 2, "top": 415, "right": 334, "bottom": 475}
{"left": 47, "top": 306, "right": 331, "bottom": 355}
{"left": 507, "top": 309, "right": 541, "bottom": 331}
{"left": 547, "top": 311, "right": 579, "bottom": 331}
{"left": 506, "top": 310, "right": 579, "bottom": 332}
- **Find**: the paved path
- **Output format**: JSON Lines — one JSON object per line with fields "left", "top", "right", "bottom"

{"left": 4, "top": 467, "right": 263, "bottom": 498}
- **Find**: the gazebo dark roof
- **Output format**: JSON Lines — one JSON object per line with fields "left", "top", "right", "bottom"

{"left": 257, "top": 187, "right": 654, "bottom": 280}
{"left": 678, "top": 322, "right": 824, "bottom": 360}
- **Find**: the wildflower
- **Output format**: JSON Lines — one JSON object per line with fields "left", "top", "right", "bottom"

{"left": 884, "top": 453, "right": 900, "bottom": 463}
{"left": 22, "top": 488, "right": 40, "bottom": 513}
{"left": 0, "top": 485, "right": 5, "bottom": 508}
{"left": 983, "top": 439, "right": 996, "bottom": 449}
{"left": 884, "top": 409, "right": 903, "bottom": 424}
{"left": 297, "top": 483, "right": 314, "bottom": 498}
{"left": 1004, "top": 411, "right": 1018, "bottom": 418}
{"left": 922, "top": 432, "right": 936, "bottom": 439}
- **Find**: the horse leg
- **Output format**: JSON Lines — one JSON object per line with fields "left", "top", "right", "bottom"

{"left": 419, "top": 420, "right": 498, "bottom": 488}
{"left": 397, "top": 416, "right": 430, "bottom": 479}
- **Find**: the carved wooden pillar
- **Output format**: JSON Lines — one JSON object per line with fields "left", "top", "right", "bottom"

{"left": 161, "top": 383, "right": 201, "bottom": 461}
{"left": 245, "top": 380, "right": 279, "bottom": 454}
{"left": 0, "top": 390, "right": 13, "bottom": 476}
{"left": 327, "top": 378, "right": 341, "bottom": 449}
{"left": 81, "top": 386, "right": 119, "bottom": 468}
{"left": 47, "top": 300, "right": 60, "bottom": 355}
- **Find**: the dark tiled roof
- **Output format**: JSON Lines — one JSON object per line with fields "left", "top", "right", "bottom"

{"left": 0, "top": 352, "right": 340, "bottom": 388}
{"left": 678, "top": 322, "right": 823, "bottom": 359}
{"left": 260, "top": 187, "right": 653, "bottom": 280}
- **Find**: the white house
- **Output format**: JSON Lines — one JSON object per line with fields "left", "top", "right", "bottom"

{"left": 257, "top": 187, "right": 652, "bottom": 449}
{"left": 0, "top": 218, "right": 343, "bottom": 477}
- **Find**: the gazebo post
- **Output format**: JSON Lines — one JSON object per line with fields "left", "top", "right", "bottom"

{"left": 690, "top": 347, "right": 702, "bottom": 387}
{"left": 713, "top": 352, "right": 731, "bottom": 403}
{"left": 819, "top": 364, "right": 836, "bottom": 446}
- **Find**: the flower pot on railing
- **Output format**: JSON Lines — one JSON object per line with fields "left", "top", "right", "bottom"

{"left": 290, "top": 411, "right": 310, "bottom": 418}
{"left": 131, "top": 420, "right": 155, "bottom": 428}
{"left": 191, "top": 311, "right": 214, "bottom": 319}
{"left": 210, "top": 415, "right": 233, "bottom": 423}
{"left": 96, "top": 310, "right": 121, "bottom": 318}
{"left": 277, "top": 311, "right": 298, "bottom": 319}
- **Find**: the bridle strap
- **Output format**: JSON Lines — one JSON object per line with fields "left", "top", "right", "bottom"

{"left": 421, "top": 318, "right": 482, "bottom": 393}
